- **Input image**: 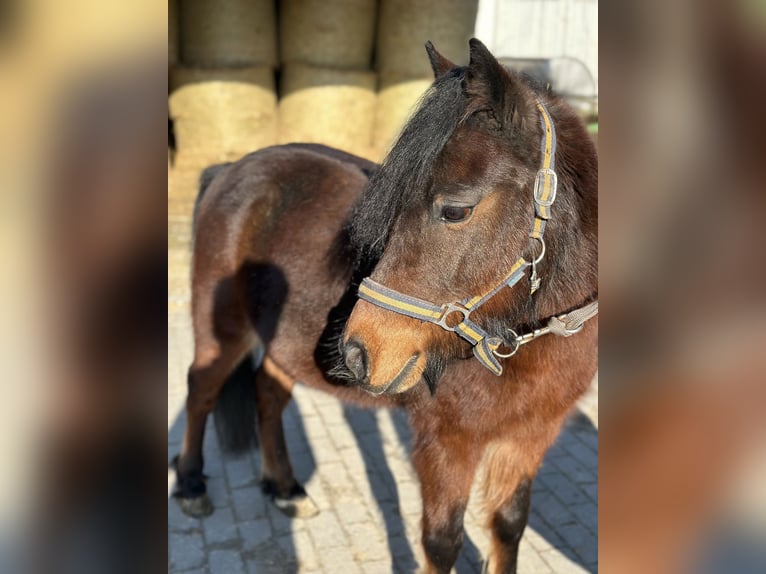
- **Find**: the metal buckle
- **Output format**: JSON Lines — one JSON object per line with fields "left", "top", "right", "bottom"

{"left": 560, "top": 317, "right": 585, "bottom": 336}
{"left": 492, "top": 329, "right": 521, "bottom": 358}
{"left": 533, "top": 168, "right": 557, "bottom": 207}
{"left": 436, "top": 303, "right": 470, "bottom": 332}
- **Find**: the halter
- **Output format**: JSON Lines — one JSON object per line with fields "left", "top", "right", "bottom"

{"left": 357, "top": 100, "right": 598, "bottom": 375}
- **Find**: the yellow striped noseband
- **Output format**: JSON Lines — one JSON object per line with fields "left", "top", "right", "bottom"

{"left": 357, "top": 100, "right": 563, "bottom": 375}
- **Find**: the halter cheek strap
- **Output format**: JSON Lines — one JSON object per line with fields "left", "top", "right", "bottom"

{"left": 356, "top": 100, "right": 597, "bottom": 376}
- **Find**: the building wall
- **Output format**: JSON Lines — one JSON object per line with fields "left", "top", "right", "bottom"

{"left": 476, "top": 0, "right": 598, "bottom": 94}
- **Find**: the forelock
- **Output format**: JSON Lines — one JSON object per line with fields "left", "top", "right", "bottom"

{"left": 347, "top": 69, "right": 468, "bottom": 263}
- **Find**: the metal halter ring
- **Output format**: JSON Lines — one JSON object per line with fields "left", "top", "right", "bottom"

{"left": 436, "top": 303, "right": 470, "bottom": 332}
{"left": 531, "top": 236, "right": 546, "bottom": 265}
{"left": 492, "top": 329, "right": 521, "bottom": 358}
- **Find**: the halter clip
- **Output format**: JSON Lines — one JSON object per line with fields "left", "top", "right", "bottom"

{"left": 533, "top": 168, "right": 557, "bottom": 207}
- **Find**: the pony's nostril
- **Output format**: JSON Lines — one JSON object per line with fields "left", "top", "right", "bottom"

{"left": 343, "top": 341, "right": 368, "bottom": 381}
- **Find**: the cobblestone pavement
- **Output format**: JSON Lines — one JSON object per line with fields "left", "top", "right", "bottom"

{"left": 168, "top": 162, "right": 598, "bottom": 574}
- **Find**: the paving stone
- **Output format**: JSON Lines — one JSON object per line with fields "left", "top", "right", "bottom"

{"left": 203, "top": 506, "right": 240, "bottom": 547}
{"left": 455, "top": 552, "right": 480, "bottom": 574}
{"left": 581, "top": 481, "right": 598, "bottom": 502}
{"left": 169, "top": 531, "right": 206, "bottom": 571}
{"left": 318, "top": 545, "right": 361, "bottom": 574}
{"left": 534, "top": 491, "right": 578, "bottom": 527}
{"left": 266, "top": 502, "right": 298, "bottom": 537}
{"left": 557, "top": 523, "right": 594, "bottom": 556}
{"left": 349, "top": 521, "right": 389, "bottom": 562}
{"left": 224, "top": 455, "right": 258, "bottom": 489}
{"left": 168, "top": 496, "right": 202, "bottom": 533}
{"left": 208, "top": 549, "right": 245, "bottom": 574}
{"left": 344, "top": 407, "right": 379, "bottom": 434}
{"left": 539, "top": 548, "right": 593, "bottom": 574}
{"left": 524, "top": 526, "right": 557, "bottom": 553}
{"left": 238, "top": 518, "right": 273, "bottom": 552}
{"left": 231, "top": 487, "right": 268, "bottom": 522}
{"left": 361, "top": 560, "right": 394, "bottom": 574}
{"left": 204, "top": 477, "right": 231, "bottom": 509}
{"left": 307, "top": 510, "right": 348, "bottom": 549}
{"left": 334, "top": 499, "right": 373, "bottom": 525}
{"left": 518, "top": 538, "right": 554, "bottom": 574}
{"left": 308, "top": 438, "right": 342, "bottom": 464}
{"left": 325, "top": 421, "right": 359, "bottom": 449}
{"left": 388, "top": 535, "right": 416, "bottom": 559}
{"left": 548, "top": 476, "right": 592, "bottom": 507}
{"left": 292, "top": 530, "right": 320, "bottom": 571}
{"left": 569, "top": 502, "right": 598, "bottom": 534}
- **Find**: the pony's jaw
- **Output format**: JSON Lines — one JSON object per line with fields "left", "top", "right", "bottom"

{"left": 359, "top": 353, "right": 426, "bottom": 396}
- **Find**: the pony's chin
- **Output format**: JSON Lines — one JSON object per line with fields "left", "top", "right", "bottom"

{"left": 363, "top": 353, "right": 426, "bottom": 396}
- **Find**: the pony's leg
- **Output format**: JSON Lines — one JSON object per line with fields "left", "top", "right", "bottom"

{"left": 483, "top": 477, "right": 531, "bottom": 574}
{"left": 481, "top": 431, "right": 559, "bottom": 574}
{"left": 256, "top": 356, "right": 319, "bottom": 518}
{"left": 173, "top": 275, "right": 253, "bottom": 517}
{"left": 173, "top": 335, "right": 252, "bottom": 516}
{"left": 412, "top": 431, "right": 484, "bottom": 574}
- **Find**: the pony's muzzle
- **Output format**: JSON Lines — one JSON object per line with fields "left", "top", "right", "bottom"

{"left": 342, "top": 339, "right": 369, "bottom": 382}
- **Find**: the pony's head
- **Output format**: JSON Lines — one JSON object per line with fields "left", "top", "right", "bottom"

{"left": 340, "top": 39, "right": 598, "bottom": 395}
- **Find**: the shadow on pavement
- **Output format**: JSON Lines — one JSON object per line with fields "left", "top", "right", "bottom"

{"left": 168, "top": 396, "right": 597, "bottom": 574}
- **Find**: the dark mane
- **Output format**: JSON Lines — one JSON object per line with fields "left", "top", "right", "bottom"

{"left": 347, "top": 68, "right": 469, "bottom": 262}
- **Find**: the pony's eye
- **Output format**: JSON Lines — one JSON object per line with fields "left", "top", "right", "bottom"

{"left": 441, "top": 205, "right": 473, "bottom": 223}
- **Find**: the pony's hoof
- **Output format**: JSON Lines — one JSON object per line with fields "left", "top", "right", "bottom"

{"left": 261, "top": 480, "right": 320, "bottom": 518}
{"left": 273, "top": 492, "right": 320, "bottom": 518}
{"left": 177, "top": 494, "right": 214, "bottom": 517}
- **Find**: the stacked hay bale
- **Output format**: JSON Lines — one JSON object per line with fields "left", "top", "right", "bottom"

{"left": 168, "top": 0, "right": 480, "bottom": 167}
{"left": 169, "top": 67, "right": 277, "bottom": 162}
{"left": 373, "top": 0, "right": 478, "bottom": 157}
{"left": 277, "top": 0, "right": 378, "bottom": 161}
{"left": 168, "top": 0, "right": 178, "bottom": 67}
{"left": 169, "top": 0, "right": 278, "bottom": 166}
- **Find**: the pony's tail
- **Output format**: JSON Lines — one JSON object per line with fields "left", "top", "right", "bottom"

{"left": 213, "top": 352, "right": 260, "bottom": 454}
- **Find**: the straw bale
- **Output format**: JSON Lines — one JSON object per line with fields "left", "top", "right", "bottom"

{"left": 278, "top": 64, "right": 376, "bottom": 157}
{"left": 169, "top": 66, "right": 277, "bottom": 163}
{"left": 180, "top": 0, "right": 277, "bottom": 67}
{"left": 169, "top": 0, "right": 178, "bottom": 67}
{"left": 280, "top": 0, "right": 376, "bottom": 69}
{"left": 376, "top": 0, "right": 478, "bottom": 76}
{"left": 373, "top": 74, "right": 433, "bottom": 153}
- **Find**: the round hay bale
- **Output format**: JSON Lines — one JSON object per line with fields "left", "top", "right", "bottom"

{"left": 376, "top": 0, "right": 478, "bottom": 76}
{"left": 169, "top": 66, "right": 277, "bottom": 163}
{"left": 280, "top": 0, "right": 376, "bottom": 69}
{"left": 180, "top": 0, "right": 277, "bottom": 67}
{"left": 373, "top": 74, "right": 433, "bottom": 154}
{"left": 169, "top": 0, "right": 178, "bottom": 67}
{"left": 278, "top": 64, "right": 375, "bottom": 157}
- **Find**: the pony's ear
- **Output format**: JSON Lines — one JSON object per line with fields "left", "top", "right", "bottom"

{"left": 465, "top": 38, "right": 534, "bottom": 131}
{"left": 425, "top": 41, "right": 456, "bottom": 79}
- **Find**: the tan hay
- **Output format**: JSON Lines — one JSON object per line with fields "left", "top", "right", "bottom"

{"left": 376, "top": 0, "right": 478, "bottom": 76}
{"left": 278, "top": 64, "right": 376, "bottom": 157}
{"left": 169, "top": 0, "right": 178, "bottom": 67}
{"left": 373, "top": 74, "right": 433, "bottom": 154}
{"left": 280, "top": 0, "right": 376, "bottom": 69}
{"left": 180, "top": 0, "right": 277, "bottom": 67}
{"left": 169, "top": 66, "right": 277, "bottom": 164}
